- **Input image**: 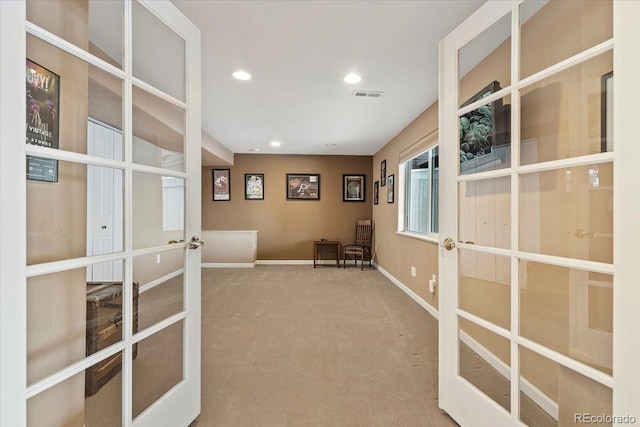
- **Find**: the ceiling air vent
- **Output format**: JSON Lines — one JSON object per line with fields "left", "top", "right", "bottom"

{"left": 352, "top": 90, "right": 384, "bottom": 98}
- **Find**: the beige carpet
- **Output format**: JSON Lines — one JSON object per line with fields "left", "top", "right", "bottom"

{"left": 190, "top": 265, "right": 456, "bottom": 427}
{"left": 83, "top": 265, "right": 557, "bottom": 426}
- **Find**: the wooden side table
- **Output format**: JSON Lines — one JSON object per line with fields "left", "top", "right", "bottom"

{"left": 313, "top": 240, "right": 342, "bottom": 268}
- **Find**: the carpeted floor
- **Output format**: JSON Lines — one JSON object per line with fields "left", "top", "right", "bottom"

{"left": 190, "top": 265, "right": 456, "bottom": 427}
{"left": 83, "top": 265, "right": 556, "bottom": 426}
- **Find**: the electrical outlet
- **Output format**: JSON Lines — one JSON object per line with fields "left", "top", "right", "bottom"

{"left": 429, "top": 280, "right": 436, "bottom": 294}
{"left": 156, "top": 254, "right": 161, "bottom": 264}
{"left": 411, "top": 266, "right": 416, "bottom": 277}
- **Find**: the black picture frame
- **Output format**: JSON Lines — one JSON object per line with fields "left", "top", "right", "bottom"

{"left": 212, "top": 168, "right": 231, "bottom": 201}
{"left": 387, "top": 174, "right": 394, "bottom": 203}
{"left": 373, "top": 181, "right": 379, "bottom": 205}
{"left": 380, "top": 160, "right": 387, "bottom": 186}
{"left": 343, "top": 174, "right": 366, "bottom": 202}
{"left": 601, "top": 71, "right": 613, "bottom": 153}
{"left": 287, "top": 173, "right": 320, "bottom": 200}
{"left": 26, "top": 59, "right": 60, "bottom": 182}
{"left": 244, "top": 173, "right": 264, "bottom": 200}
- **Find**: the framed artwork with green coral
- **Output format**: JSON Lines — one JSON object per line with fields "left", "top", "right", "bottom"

{"left": 459, "top": 80, "right": 510, "bottom": 175}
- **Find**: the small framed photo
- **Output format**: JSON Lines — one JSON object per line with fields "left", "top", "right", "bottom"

{"left": 387, "top": 174, "right": 394, "bottom": 203}
{"left": 245, "top": 173, "right": 264, "bottom": 200}
{"left": 287, "top": 173, "right": 320, "bottom": 200}
{"left": 373, "top": 181, "right": 379, "bottom": 205}
{"left": 380, "top": 160, "right": 387, "bottom": 186}
{"left": 343, "top": 174, "right": 366, "bottom": 202}
{"left": 212, "top": 168, "right": 230, "bottom": 201}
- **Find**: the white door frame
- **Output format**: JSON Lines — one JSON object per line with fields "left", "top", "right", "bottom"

{"left": 0, "top": 1, "right": 202, "bottom": 425}
{"left": 439, "top": 0, "right": 640, "bottom": 425}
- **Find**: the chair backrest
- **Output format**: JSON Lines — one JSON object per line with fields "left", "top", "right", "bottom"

{"left": 354, "top": 219, "right": 372, "bottom": 247}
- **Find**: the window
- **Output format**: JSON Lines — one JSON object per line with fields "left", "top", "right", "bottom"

{"left": 402, "top": 146, "right": 439, "bottom": 235}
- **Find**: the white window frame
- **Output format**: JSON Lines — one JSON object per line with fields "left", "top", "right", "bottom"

{"left": 397, "top": 131, "right": 439, "bottom": 243}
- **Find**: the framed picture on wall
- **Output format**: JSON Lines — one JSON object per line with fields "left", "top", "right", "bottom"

{"left": 26, "top": 59, "right": 60, "bottom": 182}
{"left": 245, "top": 173, "right": 264, "bottom": 200}
{"left": 287, "top": 173, "right": 320, "bottom": 200}
{"left": 373, "top": 181, "right": 379, "bottom": 205}
{"left": 387, "top": 174, "right": 394, "bottom": 203}
{"left": 212, "top": 168, "right": 230, "bottom": 201}
{"left": 343, "top": 174, "right": 365, "bottom": 202}
{"left": 380, "top": 160, "right": 387, "bottom": 186}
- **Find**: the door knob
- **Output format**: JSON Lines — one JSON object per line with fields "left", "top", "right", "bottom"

{"left": 440, "top": 237, "right": 456, "bottom": 251}
{"left": 188, "top": 236, "right": 204, "bottom": 249}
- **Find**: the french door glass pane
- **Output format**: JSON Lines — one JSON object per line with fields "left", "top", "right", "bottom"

{"left": 520, "top": 0, "right": 612, "bottom": 79}
{"left": 134, "top": 250, "right": 185, "bottom": 331}
{"left": 518, "top": 163, "right": 612, "bottom": 263}
{"left": 26, "top": 0, "right": 124, "bottom": 69}
{"left": 459, "top": 317, "right": 511, "bottom": 412}
{"left": 27, "top": 264, "right": 127, "bottom": 385}
{"left": 27, "top": 34, "right": 124, "bottom": 156}
{"left": 458, "top": 176, "right": 511, "bottom": 249}
{"left": 133, "top": 320, "right": 184, "bottom": 419}
{"left": 27, "top": 160, "right": 124, "bottom": 265}
{"left": 519, "top": 261, "right": 612, "bottom": 374}
{"left": 458, "top": 12, "right": 511, "bottom": 107}
{"left": 519, "top": 346, "right": 612, "bottom": 426}
{"left": 459, "top": 249, "right": 511, "bottom": 330}
{"left": 132, "top": 172, "right": 185, "bottom": 250}
{"left": 132, "top": 0, "right": 185, "bottom": 101}
{"left": 28, "top": 353, "right": 123, "bottom": 427}
{"left": 132, "top": 85, "right": 185, "bottom": 172}
{"left": 520, "top": 51, "right": 613, "bottom": 165}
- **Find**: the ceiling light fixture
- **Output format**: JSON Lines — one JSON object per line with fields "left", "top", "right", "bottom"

{"left": 233, "top": 70, "right": 252, "bottom": 81}
{"left": 270, "top": 141, "right": 281, "bottom": 147}
{"left": 248, "top": 148, "right": 260, "bottom": 152}
{"left": 344, "top": 73, "right": 361, "bottom": 84}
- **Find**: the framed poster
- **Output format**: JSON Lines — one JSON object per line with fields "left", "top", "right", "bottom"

{"left": 26, "top": 59, "right": 60, "bottom": 182}
{"left": 373, "top": 181, "right": 379, "bottom": 205}
{"left": 343, "top": 174, "right": 365, "bottom": 202}
{"left": 387, "top": 174, "right": 394, "bottom": 203}
{"left": 287, "top": 173, "right": 320, "bottom": 200}
{"left": 245, "top": 173, "right": 264, "bottom": 200}
{"left": 380, "top": 159, "right": 387, "bottom": 186}
{"left": 212, "top": 168, "right": 231, "bottom": 201}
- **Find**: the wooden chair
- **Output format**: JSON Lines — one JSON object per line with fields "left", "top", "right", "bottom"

{"left": 343, "top": 219, "right": 373, "bottom": 270}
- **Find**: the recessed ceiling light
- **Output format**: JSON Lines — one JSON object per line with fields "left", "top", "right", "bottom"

{"left": 344, "top": 73, "right": 361, "bottom": 84}
{"left": 270, "top": 141, "right": 281, "bottom": 147}
{"left": 233, "top": 70, "right": 251, "bottom": 81}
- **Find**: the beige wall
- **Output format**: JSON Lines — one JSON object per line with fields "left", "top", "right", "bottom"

{"left": 372, "top": 107, "right": 440, "bottom": 309}
{"left": 202, "top": 154, "right": 372, "bottom": 260}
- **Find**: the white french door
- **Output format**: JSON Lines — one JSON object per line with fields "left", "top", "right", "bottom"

{"left": 0, "top": 1, "right": 202, "bottom": 426}
{"left": 439, "top": 1, "right": 640, "bottom": 425}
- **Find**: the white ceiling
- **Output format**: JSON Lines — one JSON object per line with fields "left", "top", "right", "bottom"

{"left": 172, "top": 0, "right": 486, "bottom": 156}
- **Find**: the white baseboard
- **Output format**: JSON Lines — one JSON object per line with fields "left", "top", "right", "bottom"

{"left": 140, "top": 268, "right": 183, "bottom": 294}
{"left": 459, "top": 331, "right": 559, "bottom": 420}
{"left": 256, "top": 259, "right": 342, "bottom": 266}
{"left": 202, "top": 262, "right": 256, "bottom": 268}
{"left": 376, "top": 264, "right": 439, "bottom": 320}
{"left": 256, "top": 260, "right": 312, "bottom": 265}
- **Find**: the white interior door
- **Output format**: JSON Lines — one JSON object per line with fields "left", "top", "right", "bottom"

{"left": 87, "top": 119, "right": 124, "bottom": 282}
{"left": 0, "top": 1, "right": 201, "bottom": 426}
{"left": 439, "top": 1, "right": 640, "bottom": 425}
